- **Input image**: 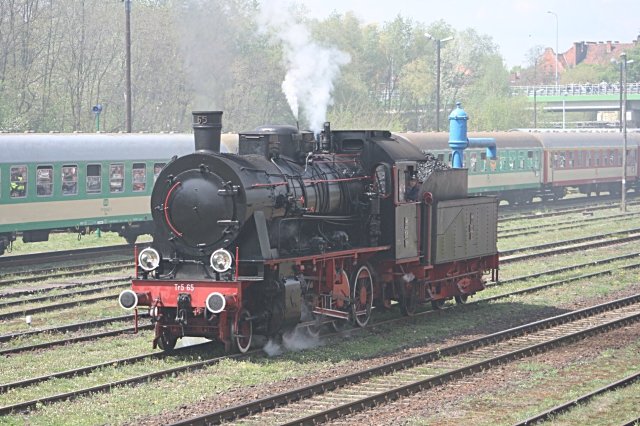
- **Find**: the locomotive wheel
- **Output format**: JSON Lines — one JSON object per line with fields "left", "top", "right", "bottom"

{"left": 157, "top": 331, "right": 177, "bottom": 351}
{"left": 398, "top": 281, "right": 417, "bottom": 316}
{"left": 332, "top": 319, "right": 352, "bottom": 332}
{"left": 431, "top": 299, "right": 446, "bottom": 310}
{"left": 455, "top": 295, "right": 469, "bottom": 305}
{"left": 350, "top": 265, "right": 373, "bottom": 327}
{"left": 231, "top": 308, "right": 253, "bottom": 353}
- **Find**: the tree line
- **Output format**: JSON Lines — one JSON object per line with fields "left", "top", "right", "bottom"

{"left": 1, "top": 0, "right": 636, "bottom": 133}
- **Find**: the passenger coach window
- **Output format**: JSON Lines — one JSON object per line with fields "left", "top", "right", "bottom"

{"left": 153, "top": 163, "right": 165, "bottom": 182}
{"left": 86, "top": 164, "right": 102, "bottom": 194}
{"left": 36, "top": 166, "right": 53, "bottom": 196}
{"left": 62, "top": 165, "right": 78, "bottom": 195}
{"left": 110, "top": 163, "right": 124, "bottom": 193}
{"left": 10, "top": 165, "right": 27, "bottom": 198}
{"left": 132, "top": 163, "right": 146, "bottom": 192}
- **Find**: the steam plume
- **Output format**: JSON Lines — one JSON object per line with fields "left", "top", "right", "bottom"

{"left": 258, "top": 0, "right": 350, "bottom": 133}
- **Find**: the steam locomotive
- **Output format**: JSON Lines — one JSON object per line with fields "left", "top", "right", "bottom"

{"left": 119, "top": 108, "right": 499, "bottom": 352}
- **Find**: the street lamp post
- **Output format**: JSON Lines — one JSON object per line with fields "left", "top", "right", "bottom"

{"left": 124, "top": 0, "right": 132, "bottom": 133}
{"left": 546, "top": 11, "right": 559, "bottom": 89}
{"left": 562, "top": 91, "right": 567, "bottom": 129}
{"left": 425, "top": 33, "right": 453, "bottom": 132}
{"left": 620, "top": 52, "right": 634, "bottom": 212}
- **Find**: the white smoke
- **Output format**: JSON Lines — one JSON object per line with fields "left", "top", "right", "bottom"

{"left": 263, "top": 325, "right": 322, "bottom": 356}
{"left": 257, "top": 0, "right": 351, "bottom": 133}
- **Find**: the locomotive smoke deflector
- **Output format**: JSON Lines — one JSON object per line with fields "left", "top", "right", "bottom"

{"left": 192, "top": 111, "right": 223, "bottom": 153}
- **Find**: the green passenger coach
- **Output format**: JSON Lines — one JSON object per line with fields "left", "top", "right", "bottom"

{"left": 0, "top": 133, "right": 237, "bottom": 255}
{"left": 393, "top": 132, "right": 544, "bottom": 204}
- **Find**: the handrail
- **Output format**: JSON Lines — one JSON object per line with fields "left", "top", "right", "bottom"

{"left": 511, "top": 82, "right": 640, "bottom": 97}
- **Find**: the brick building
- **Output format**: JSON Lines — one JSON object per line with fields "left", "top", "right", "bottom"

{"left": 541, "top": 35, "right": 640, "bottom": 75}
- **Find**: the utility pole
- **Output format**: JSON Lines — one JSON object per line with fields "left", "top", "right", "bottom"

{"left": 425, "top": 33, "right": 453, "bottom": 132}
{"left": 124, "top": 0, "right": 132, "bottom": 133}
{"left": 621, "top": 52, "right": 628, "bottom": 211}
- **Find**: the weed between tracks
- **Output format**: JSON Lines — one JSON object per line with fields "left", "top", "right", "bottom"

{"left": 1, "top": 210, "right": 639, "bottom": 424}
{"left": 3, "top": 232, "right": 151, "bottom": 257}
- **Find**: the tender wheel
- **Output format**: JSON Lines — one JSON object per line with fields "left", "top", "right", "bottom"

{"left": 431, "top": 299, "right": 446, "bottom": 310}
{"left": 455, "top": 295, "right": 469, "bottom": 305}
{"left": 399, "top": 281, "right": 417, "bottom": 316}
{"left": 157, "top": 330, "right": 177, "bottom": 351}
{"left": 231, "top": 308, "right": 253, "bottom": 353}
{"left": 350, "top": 265, "right": 374, "bottom": 327}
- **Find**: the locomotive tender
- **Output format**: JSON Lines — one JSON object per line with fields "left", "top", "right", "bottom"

{"left": 119, "top": 109, "right": 499, "bottom": 352}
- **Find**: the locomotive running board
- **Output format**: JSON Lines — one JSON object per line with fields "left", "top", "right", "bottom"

{"left": 313, "top": 307, "right": 350, "bottom": 320}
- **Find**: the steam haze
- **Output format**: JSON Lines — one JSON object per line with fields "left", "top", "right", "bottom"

{"left": 258, "top": 0, "right": 351, "bottom": 132}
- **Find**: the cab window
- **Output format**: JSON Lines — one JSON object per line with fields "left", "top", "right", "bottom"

{"left": 86, "top": 164, "right": 102, "bottom": 194}
{"left": 10, "top": 165, "right": 27, "bottom": 198}
{"left": 36, "top": 166, "right": 53, "bottom": 197}
{"left": 132, "top": 163, "right": 146, "bottom": 192}
{"left": 62, "top": 165, "right": 78, "bottom": 195}
{"left": 110, "top": 163, "right": 124, "bottom": 193}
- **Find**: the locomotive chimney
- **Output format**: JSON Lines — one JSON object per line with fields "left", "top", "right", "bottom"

{"left": 192, "top": 111, "right": 223, "bottom": 153}
{"left": 320, "top": 121, "right": 332, "bottom": 152}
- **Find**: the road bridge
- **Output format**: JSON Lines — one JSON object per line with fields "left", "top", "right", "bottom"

{"left": 511, "top": 83, "right": 640, "bottom": 127}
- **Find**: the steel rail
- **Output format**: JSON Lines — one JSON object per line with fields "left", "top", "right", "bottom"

{"left": 0, "top": 245, "right": 131, "bottom": 268}
{"left": 501, "top": 234, "right": 640, "bottom": 265}
{"left": 0, "top": 324, "right": 152, "bottom": 357}
{"left": 500, "top": 227, "right": 640, "bottom": 257}
{"left": 0, "top": 342, "right": 214, "bottom": 394}
{"left": 0, "top": 282, "right": 128, "bottom": 310}
{"left": 0, "top": 291, "right": 125, "bottom": 321}
{"left": 1, "top": 269, "right": 638, "bottom": 416}
{"left": 0, "top": 262, "right": 131, "bottom": 287}
{"left": 0, "top": 276, "right": 129, "bottom": 299}
{"left": 498, "top": 211, "right": 640, "bottom": 239}
{"left": 168, "top": 295, "right": 640, "bottom": 425}
{"left": 514, "top": 371, "right": 640, "bottom": 425}
{"left": 489, "top": 251, "right": 640, "bottom": 287}
{"left": 0, "top": 314, "right": 134, "bottom": 343}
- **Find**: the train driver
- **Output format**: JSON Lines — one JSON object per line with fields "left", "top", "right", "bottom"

{"left": 404, "top": 174, "right": 420, "bottom": 202}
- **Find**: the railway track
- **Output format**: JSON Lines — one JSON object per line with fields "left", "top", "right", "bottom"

{"left": 499, "top": 227, "right": 640, "bottom": 262}
{"left": 498, "top": 198, "right": 640, "bottom": 222}
{"left": 0, "top": 261, "right": 131, "bottom": 288}
{"left": 515, "top": 371, "right": 640, "bottom": 425}
{"left": 498, "top": 210, "right": 640, "bottom": 239}
{"left": 2, "top": 251, "right": 638, "bottom": 417}
{"left": 169, "top": 295, "right": 640, "bottom": 425}
{"left": 0, "top": 244, "right": 131, "bottom": 269}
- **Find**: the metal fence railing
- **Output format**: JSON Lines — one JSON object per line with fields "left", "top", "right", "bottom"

{"left": 511, "top": 82, "right": 640, "bottom": 97}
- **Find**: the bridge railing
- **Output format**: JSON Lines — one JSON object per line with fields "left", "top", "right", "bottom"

{"left": 511, "top": 82, "right": 640, "bottom": 97}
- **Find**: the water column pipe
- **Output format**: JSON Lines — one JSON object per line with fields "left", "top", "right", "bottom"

{"left": 448, "top": 102, "right": 496, "bottom": 168}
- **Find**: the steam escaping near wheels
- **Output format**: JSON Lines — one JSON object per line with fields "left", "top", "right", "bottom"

{"left": 263, "top": 325, "right": 323, "bottom": 357}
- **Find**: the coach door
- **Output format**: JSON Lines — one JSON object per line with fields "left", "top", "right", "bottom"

{"left": 394, "top": 162, "right": 419, "bottom": 261}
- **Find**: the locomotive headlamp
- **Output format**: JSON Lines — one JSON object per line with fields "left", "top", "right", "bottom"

{"left": 138, "top": 247, "right": 161, "bottom": 271}
{"left": 210, "top": 248, "right": 233, "bottom": 273}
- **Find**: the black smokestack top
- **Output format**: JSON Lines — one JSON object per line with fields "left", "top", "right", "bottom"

{"left": 192, "top": 111, "right": 223, "bottom": 153}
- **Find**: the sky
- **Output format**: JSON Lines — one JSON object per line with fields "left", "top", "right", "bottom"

{"left": 301, "top": 0, "right": 640, "bottom": 68}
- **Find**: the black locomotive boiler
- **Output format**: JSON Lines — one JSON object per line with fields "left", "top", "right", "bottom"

{"left": 119, "top": 110, "right": 499, "bottom": 352}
